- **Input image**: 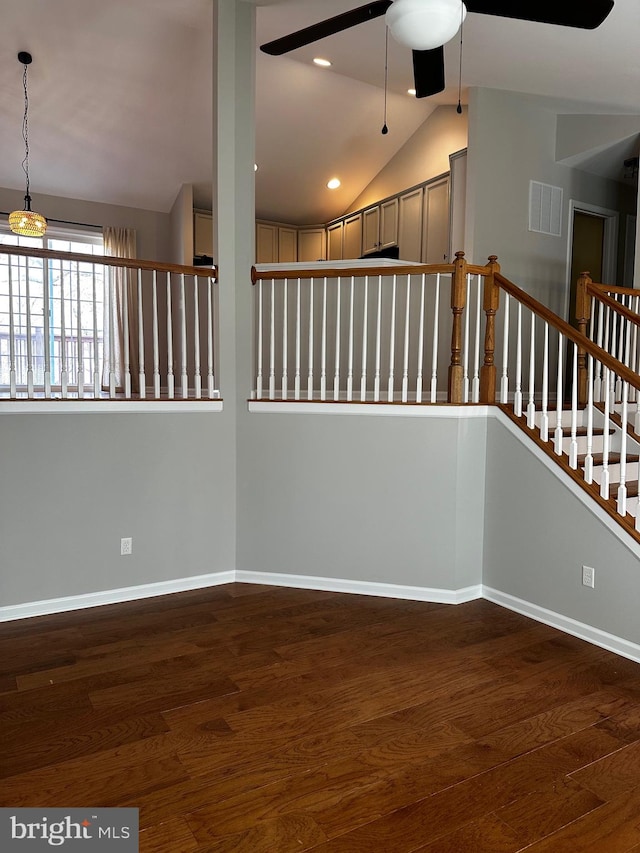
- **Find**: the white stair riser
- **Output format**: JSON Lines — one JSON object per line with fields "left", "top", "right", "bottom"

{"left": 592, "top": 462, "right": 640, "bottom": 485}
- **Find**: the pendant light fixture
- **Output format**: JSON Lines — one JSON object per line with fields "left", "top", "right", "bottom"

{"left": 9, "top": 51, "right": 47, "bottom": 238}
{"left": 386, "top": 0, "right": 466, "bottom": 52}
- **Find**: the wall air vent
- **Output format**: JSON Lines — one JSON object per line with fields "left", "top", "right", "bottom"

{"left": 529, "top": 180, "right": 563, "bottom": 237}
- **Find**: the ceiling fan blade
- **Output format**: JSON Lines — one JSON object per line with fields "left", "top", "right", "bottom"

{"left": 260, "top": 0, "right": 391, "bottom": 55}
{"left": 413, "top": 47, "right": 445, "bottom": 98}
{"left": 464, "top": 0, "right": 614, "bottom": 30}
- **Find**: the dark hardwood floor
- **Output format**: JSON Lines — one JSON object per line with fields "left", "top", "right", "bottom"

{"left": 2, "top": 584, "right": 640, "bottom": 851}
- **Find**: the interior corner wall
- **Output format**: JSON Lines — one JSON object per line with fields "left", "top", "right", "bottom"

{"left": 466, "top": 88, "right": 634, "bottom": 317}
{"left": 236, "top": 412, "right": 485, "bottom": 592}
{"left": 346, "top": 106, "right": 469, "bottom": 215}
{"left": 483, "top": 417, "right": 640, "bottom": 646}
{"left": 0, "top": 186, "right": 171, "bottom": 262}
{"left": 168, "top": 184, "right": 194, "bottom": 265}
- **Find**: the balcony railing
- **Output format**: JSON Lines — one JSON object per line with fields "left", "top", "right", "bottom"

{"left": 0, "top": 244, "right": 219, "bottom": 400}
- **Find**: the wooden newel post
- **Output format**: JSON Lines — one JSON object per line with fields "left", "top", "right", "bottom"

{"left": 480, "top": 255, "right": 500, "bottom": 404}
{"left": 575, "top": 271, "right": 592, "bottom": 407}
{"left": 448, "top": 251, "right": 468, "bottom": 403}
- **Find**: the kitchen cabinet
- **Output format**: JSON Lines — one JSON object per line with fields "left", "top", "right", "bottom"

{"left": 343, "top": 213, "right": 362, "bottom": 259}
{"left": 327, "top": 221, "right": 344, "bottom": 261}
{"left": 422, "top": 176, "right": 450, "bottom": 264}
{"left": 362, "top": 198, "right": 399, "bottom": 254}
{"left": 397, "top": 188, "right": 423, "bottom": 263}
{"left": 278, "top": 227, "right": 298, "bottom": 263}
{"left": 194, "top": 211, "right": 213, "bottom": 258}
{"left": 298, "top": 228, "right": 326, "bottom": 262}
{"left": 256, "top": 222, "right": 278, "bottom": 263}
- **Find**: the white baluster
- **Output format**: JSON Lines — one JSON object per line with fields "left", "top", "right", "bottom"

{"left": 541, "top": 321, "right": 549, "bottom": 442}
{"left": 374, "top": 275, "right": 382, "bottom": 402}
{"left": 153, "top": 271, "right": 160, "bottom": 399}
{"left": 594, "top": 301, "right": 604, "bottom": 401}
{"left": 92, "top": 264, "right": 99, "bottom": 398}
{"left": 360, "top": 276, "right": 368, "bottom": 402}
{"left": 308, "top": 277, "right": 314, "bottom": 400}
{"left": 347, "top": 276, "right": 355, "bottom": 402}
{"left": 500, "top": 292, "right": 509, "bottom": 404}
{"left": 617, "top": 381, "right": 629, "bottom": 516}
{"left": 600, "top": 366, "right": 610, "bottom": 499}
{"left": 401, "top": 274, "right": 411, "bottom": 403}
{"left": 416, "top": 273, "right": 426, "bottom": 404}
{"left": 138, "top": 269, "right": 145, "bottom": 399}
{"left": 430, "top": 273, "right": 441, "bottom": 403}
{"left": 76, "top": 262, "right": 84, "bottom": 398}
{"left": 123, "top": 269, "right": 131, "bottom": 398}
{"left": 282, "top": 277, "right": 288, "bottom": 400}
{"left": 58, "top": 260, "right": 66, "bottom": 398}
{"left": 569, "top": 342, "right": 578, "bottom": 469}
{"left": 614, "top": 307, "right": 623, "bottom": 400}
{"left": 193, "top": 276, "right": 201, "bottom": 400}
{"left": 462, "top": 274, "right": 471, "bottom": 403}
{"left": 256, "top": 279, "right": 263, "bottom": 399}
{"left": 514, "top": 302, "right": 523, "bottom": 417}
{"left": 166, "top": 271, "right": 174, "bottom": 399}
{"left": 472, "top": 275, "right": 481, "bottom": 404}
{"left": 109, "top": 268, "right": 116, "bottom": 398}
{"left": 8, "top": 260, "right": 16, "bottom": 398}
{"left": 269, "top": 278, "right": 276, "bottom": 400}
{"left": 387, "top": 274, "right": 397, "bottom": 402}
{"left": 526, "top": 311, "right": 536, "bottom": 428}
{"left": 207, "top": 276, "right": 214, "bottom": 399}
{"left": 584, "top": 354, "right": 594, "bottom": 484}
{"left": 180, "top": 273, "right": 188, "bottom": 398}
{"left": 553, "top": 332, "right": 564, "bottom": 455}
{"left": 320, "top": 276, "right": 327, "bottom": 401}
{"left": 295, "top": 277, "right": 301, "bottom": 400}
{"left": 631, "top": 295, "right": 639, "bottom": 406}
{"left": 333, "top": 274, "right": 341, "bottom": 401}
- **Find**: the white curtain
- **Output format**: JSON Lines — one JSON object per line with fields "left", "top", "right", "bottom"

{"left": 102, "top": 226, "right": 137, "bottom": 393}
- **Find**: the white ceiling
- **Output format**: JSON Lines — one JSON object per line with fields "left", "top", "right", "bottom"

{"left": 0, "top": 0, "right": 638, "bottom": 226}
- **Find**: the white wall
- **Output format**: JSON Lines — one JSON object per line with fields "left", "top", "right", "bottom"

{"left": 347, "top": 106, "right": 468, "bottom": 215}
{"left": 0, "top": 186, "right": 172, "bottom": 262}
{"left": 168, "top": 183, "right": 194, "bottom": 265}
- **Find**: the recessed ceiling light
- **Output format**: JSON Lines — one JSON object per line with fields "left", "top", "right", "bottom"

{"left": 254, "top": 163, "right": 258, "bottom": 171}
{"left": 407, "top": 88, "right": 417, "bottom": 96}
{"left": 327, "top": 178, "right": 341, "bottom": 190}
{"left": 313, "top": 57, "right": 332, "bottom": 67}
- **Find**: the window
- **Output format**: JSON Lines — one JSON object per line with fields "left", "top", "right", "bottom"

{"left": 0, "top": 226, "right": 104, "bottom": 391}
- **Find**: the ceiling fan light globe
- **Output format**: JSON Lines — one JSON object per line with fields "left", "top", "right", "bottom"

{"left": 386, "top": 0, "right": 466, "bottom": 51}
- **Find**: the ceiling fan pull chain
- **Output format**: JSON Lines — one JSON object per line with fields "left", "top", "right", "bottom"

{"left": 457, "top": 1, "right": 464, "bottom": 114}
{"left": 382, "top": 25, "right": 389, "bottom": 134}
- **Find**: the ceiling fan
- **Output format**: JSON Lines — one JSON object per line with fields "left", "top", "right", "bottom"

{"left": 260, "top": 0, "right": 615, "bottom": 99}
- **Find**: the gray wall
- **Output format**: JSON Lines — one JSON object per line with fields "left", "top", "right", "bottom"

{"left": 0, "top": 413, "right": 236, "bottom": 606}
{"left": 237, "top": 412, "right": 486, "bottom": 591}
{"left": 483, "top": 417, "right": 640, "bottom": 644}
{"left": 467, "top": 88, "right": 636, "bottom": 316}
{"left": 0, "top": 186, "right": 172, "bottom": 262}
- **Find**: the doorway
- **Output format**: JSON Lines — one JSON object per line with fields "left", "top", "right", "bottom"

{"left": 566, "top": 201, "right": 619, "bottom": 329}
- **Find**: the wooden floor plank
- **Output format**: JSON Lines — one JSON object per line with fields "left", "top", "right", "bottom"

{"left": 2, "top": 586, "right": 640, "bottom": 853}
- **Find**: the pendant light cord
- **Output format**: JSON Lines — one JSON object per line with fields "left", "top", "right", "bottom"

{"left": 21, "top": 62, "right": 31, "bottom": 202}
{"left": 457, "top": 3, "right": 464, "bottom": 114}
{"left": 381, "top": 26, "right": 389, "bottom": 134}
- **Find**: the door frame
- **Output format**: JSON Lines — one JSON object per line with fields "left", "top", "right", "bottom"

{"left": 564, "top": 199, "right": 619, "bottom": 320}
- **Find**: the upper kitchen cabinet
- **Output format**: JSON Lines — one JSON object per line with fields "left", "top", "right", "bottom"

{"left": 397, "top": 188, "right": 424, "bottom": 263}
{"left": 194, "top": 211, "right": 213, "bottom": 258}
{"left": 298, "top": 227, "right": 326, "bottom": 263}
{"left": 422, "top": 177, "right": 450, "bottom": 264}
{"left": 362, "top": 199, "right": 399, "bottom": 255}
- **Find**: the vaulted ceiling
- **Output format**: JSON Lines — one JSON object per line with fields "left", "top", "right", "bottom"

{"left": 0, "top": 0, "right": 637, "bottom": 225}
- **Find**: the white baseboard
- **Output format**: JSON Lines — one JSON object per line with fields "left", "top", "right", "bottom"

{"left": 236, "top": 570, "right": 482, "bottom": 604}
{"left": 0, "top": 571, "right": 235, "bottom": 622}
{"left": 483, "top": 586, "right": 640, "bottom": 665}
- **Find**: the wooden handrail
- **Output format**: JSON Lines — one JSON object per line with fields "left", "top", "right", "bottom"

{"left": 588, "top": 281, "right": 639, "bottom": 297}
{"left": 496, "top": 271, "right": 640, "bottom": 394}
{"left": 251, "top": 261, "right": 494, "bottom": 283}
{"left": 0, "top": 244, "right": 217, "bottom": 280}
{"left": 585, "top": 284, "right": 640, "bottom": 329}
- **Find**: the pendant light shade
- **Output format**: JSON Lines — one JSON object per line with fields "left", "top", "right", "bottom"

{"left": 9, "top": 51, "right": 47, "bottom": 237}
{"left": 386, "top": 0, "right": 466, "bottom": 51}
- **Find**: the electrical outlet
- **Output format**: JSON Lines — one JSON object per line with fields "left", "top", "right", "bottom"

{"left": 120, "top": 537, "right": 133, "bottom": 556}
{"left": 582, "top": 565, "right": 595, "bottom": 588}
